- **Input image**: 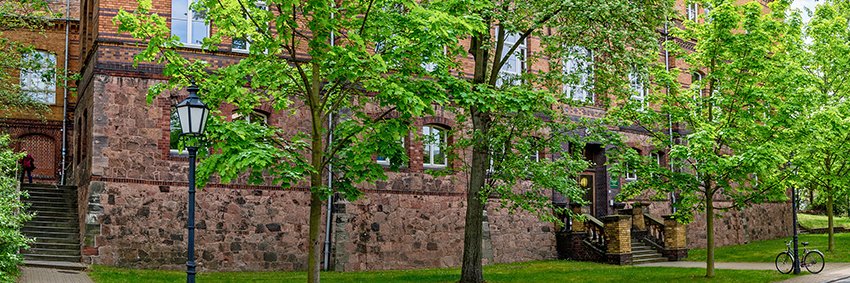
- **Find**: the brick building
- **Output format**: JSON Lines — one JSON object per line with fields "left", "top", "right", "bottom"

{"left": 0, "top": 0, "right": 82, "bottom": 184}
{"left": 2, "top": 0, "right": 792, "bottom": 271}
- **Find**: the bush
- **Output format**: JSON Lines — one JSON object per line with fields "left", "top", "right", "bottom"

{"left": 0, "top": 134, "right": 33, "bottom": 283}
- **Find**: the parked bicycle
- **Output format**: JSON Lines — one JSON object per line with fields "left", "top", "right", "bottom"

{"left": 775, "top": 240, "right": 825, "bottom": 274}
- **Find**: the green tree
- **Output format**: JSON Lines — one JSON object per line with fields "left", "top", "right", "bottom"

{"left": 0, "top": 134, "right": 34, "bottom": 283}
{"left": 611, "top": 0, "right": 803, "bottom": 278}
{"left": 447, "top": 1, "right": 671, "bottom": 282}
{"left": 793, "top": 0, "right": 850, "bottom": 253}
{"left": 0, "top": 0, "right": 60, "bottom": 115}
{"left": 114, "top": 0, "right": 474, "bottom": 282}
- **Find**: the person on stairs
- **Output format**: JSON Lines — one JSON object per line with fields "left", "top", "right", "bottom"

{"left": 18, "top": 154, "right": 35, "bottom": 184}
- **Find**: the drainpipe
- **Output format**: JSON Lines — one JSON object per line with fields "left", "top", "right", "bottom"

{"left": 59, "top": 0, "right": 71, "bottom": 185}
{"left": 322, "top": 13, "right": 335, "bottom": 271}
{"left": 663, "top": 16, "right": 676, "bottom": 214}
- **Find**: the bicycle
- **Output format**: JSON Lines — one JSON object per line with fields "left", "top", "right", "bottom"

{"left": 775, "top": 240, "right": 825, "bottom": 274}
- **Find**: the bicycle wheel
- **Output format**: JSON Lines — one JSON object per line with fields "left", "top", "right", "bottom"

{"left": 775, "top": 252, "right": 794, "bottom": 274}
{"left": 803, "top": 251, "right": 825, "bottom": 274}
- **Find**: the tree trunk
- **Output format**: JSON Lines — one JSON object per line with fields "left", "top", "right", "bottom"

{"left": 460, "top": 108, "right": 490, "bottom": 283}
{"left": 705, "top": 192, "right": 715, "bottom": 278}
{"left": 827, "top": 192, "right": 834, "bottom": 252}
{"left": 307, "top": 68, "right": 324, "bottom": 283}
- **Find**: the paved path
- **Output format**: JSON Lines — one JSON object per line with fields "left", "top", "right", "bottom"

{"left": 635, "top": 261, "right": 850, "bottom": 283}
{"left": 17, "top": 267, "right": 94, "bottom": 283}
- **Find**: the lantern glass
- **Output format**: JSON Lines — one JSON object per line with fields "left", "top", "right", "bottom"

{"left": 174, "top": 90, "right": 209, "bottom": 136}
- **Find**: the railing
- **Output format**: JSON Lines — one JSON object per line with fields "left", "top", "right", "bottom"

{"left": 584, "top": 214, "right": 606, "bottom": 252}
{"left": 644, "top": 213, "right": 666, "bottom": 248}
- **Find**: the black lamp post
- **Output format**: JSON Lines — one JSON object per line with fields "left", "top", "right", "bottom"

{"left": 787, "top": 155, "right": 800, "bottom": 274}
{"left": 174, "top": 82, "right": 209, "bottom": 283}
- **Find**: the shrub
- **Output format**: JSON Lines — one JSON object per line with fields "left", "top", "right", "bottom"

{"left": 0, "top": 134, "right": 33, "bottom": 283}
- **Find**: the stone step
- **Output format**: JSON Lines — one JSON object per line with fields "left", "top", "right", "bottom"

{"left": 27, "top": 219, "right": 77, "bottom": 227}
{"left": 22, "top": 254, "right": 81, "bottom": 263}
{"left": 23, "top": 260, "right": 87, "bottom": 271}
{"left": 632, "top": 252, "right": 664, "bottom": 259}
{"left": 27, "top": 202, "right": 77, "bottom": 209}
{"left": 30, "top": 242, "right": 80, "bottom": 250}
{"left": 27, "top": 210, "right": 77, "bottom": 217}
{"left": 26, "top": 236, "right": 80, "bottom": 245}
{"left": 24, "top": 247, "right": 81, "bottom": 257}
{"left": 632, "top": 257, "right": 668, "bottom": 264}
{"left": 30, "top": 215, "right": 76, "bottom": 222}
{"left": 22, "top": 230, "right": 80, "bottom": 240}
{"left": 23, "top": 225, "right": 79, "bottom": 233}
{"left": 632, "top": 250, "right": 661, "bottom": 256}
{"left": 24, "top": 191, "right": 69, "bottom": 198}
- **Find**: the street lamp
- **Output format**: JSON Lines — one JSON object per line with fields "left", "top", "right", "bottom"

{"left": 174, "top": 82, "right": 209, "bottom": 283}
{"left": 787, "top": 155, "right": 800, "bottom": 275}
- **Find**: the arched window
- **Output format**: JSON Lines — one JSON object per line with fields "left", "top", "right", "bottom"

{"left": 422, "top": 125, "right": 447, "bottom": 168}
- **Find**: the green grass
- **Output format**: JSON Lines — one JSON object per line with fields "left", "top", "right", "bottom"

{"left": 689, "top": 232, "right": 850, "bottom": 263}
{"left": 90, "top": 260, "right": 792, "bottom": 283}
{"left": 798, "top": 213, "right": 850, "bottom": 230}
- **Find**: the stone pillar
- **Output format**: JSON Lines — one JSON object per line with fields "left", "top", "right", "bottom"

{"left": 632, "top": 203, "right": 647, "bottom": 231}
{"left": 662, "top": 215, "right": 688, "bottom": 261}
{"left": 570, "top": 203, "right": 586, "bottom": 233}
{"left": 602, "top": 215, "right": 632, "bottom": 265}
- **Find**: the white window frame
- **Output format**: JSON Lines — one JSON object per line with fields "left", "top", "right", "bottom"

{"left": 625, "top": 163, "right": 637, "bottom": 181}
{"left": 422, "top": 125, "right": 448, "bottom": 168}
{"left": 687, "top": 3, "right": 699, "bottom": 21}
{"left": 232, "top": 1, "right": 268, "bottom": 53}
{"left": 496, "top": 28, "right": 526, "bottom": 87}
{"left": 172, "top": 0, "right": 209, "bottom": 47}
{"left": 169, "top": 109, "right": 183, "bottom": 155}
{"left": 232, "top": 111, "right": 269, "bottom": 124}
{"left": 629, "top": 67, "right": 648, "bottom": 110}
{"left": 20, "top": 50, "right": 56, "bottom": 105}
{"left": 563, "top": 46, "right": 594, "bottom": 103}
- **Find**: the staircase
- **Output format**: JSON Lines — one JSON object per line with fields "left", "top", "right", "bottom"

{"left": 631, "top": 239, "right": 667, "bottom": 264}
{"left": 19, "top": 183, "right": 82, "bottom": 266}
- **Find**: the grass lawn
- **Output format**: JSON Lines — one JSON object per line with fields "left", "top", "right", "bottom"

{"left": 798, "top": 213, "right": 850, "bottom": 230}
{"left": 689, "top": 232, "right": 850, "bottom": 263}
{"left": 90, "top": 260, "right": 792, "bottom": 283}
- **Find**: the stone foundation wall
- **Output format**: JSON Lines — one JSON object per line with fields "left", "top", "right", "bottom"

{"left": 92, "top": 181, "right": 312, "bottom": 271}
{"left": 640, "top": 200, "right": 792, "bottom": 249}
{"left": 91, "top": 179, "right": 559, "bottom": 271}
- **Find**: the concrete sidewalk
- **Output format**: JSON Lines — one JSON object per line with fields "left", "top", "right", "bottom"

{"left": 17, "top": 267, "right": 94, "bottom": 283}
{"left": 635, "top": 261, "right": 850, "bottom": 283}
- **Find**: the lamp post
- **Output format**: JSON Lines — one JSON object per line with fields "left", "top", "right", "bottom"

{"left": 787, "top": 155, "right": 800, "bottom": 274}
{"left": 174, "top": 82, "right": 209, "bottom": 283}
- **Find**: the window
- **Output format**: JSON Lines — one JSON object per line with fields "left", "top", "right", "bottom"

{"left": 687, "top": 3, "right": 699, "bottom": 21}
{"left": 172, "top": 0, "right": 208, "bottom": 46}
{"left": 691, "top": 72, "right": 704, "bottom": 101}
{"left": 377, "top": 138, "right": 404, "bottom": 165}
{"left": 629, "top": 67, "right": 647, "bottom": 110}
{"left": 496, "top": 30, "right": 526, "bottom": 87}
{"left": 232, "top": 111, "right": 268, "bottom": 125}
{"left": 20, "top": 50, "right": 56, "bottom": 104}
{"left": 422, "top": 46, "right": 447, "bottom": 73}
{"left": 422, "top": 125, "right": 447, "bottom": 167}
{"left": 170, "top": 109, "right": 183, "bottom": 154}
{"left": 563, "top": 46, "right": 594, "bottom": 103}
{"left": 232, "top": 1, "right": 268, "bottom": 52}
{"left": 650, "top": 152, "right": 662, "bottom": 166}
{"left": 625, "top": 163, "right": 637, "bottom": 181}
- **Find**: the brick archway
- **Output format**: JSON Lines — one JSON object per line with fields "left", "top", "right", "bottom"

{"left": 18, "top": 133, "right": 57, "bottom": 180}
